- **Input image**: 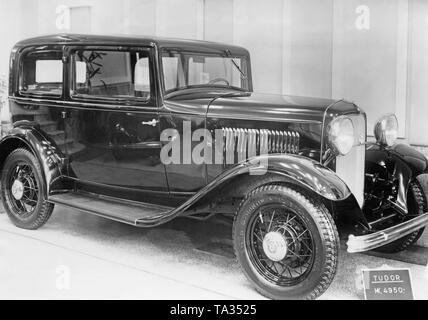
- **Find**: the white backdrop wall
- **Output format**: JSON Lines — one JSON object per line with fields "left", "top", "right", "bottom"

{"left": 0, "top": 0, "right": 428, "bottom": 145}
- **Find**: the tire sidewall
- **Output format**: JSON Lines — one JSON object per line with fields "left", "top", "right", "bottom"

{"left": 234, "top": 187, "right": 335, "bottom": 299}
{"left": 1, "top": 149, "right": 46, "bottom": 228}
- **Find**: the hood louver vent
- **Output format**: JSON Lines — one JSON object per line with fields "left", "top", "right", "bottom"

{"left": 220, "top": 128, "right": 300, "bottom": 164}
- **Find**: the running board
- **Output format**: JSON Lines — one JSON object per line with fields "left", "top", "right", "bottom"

{"left": 48, "top": 192, "right": 174, "bottom": 227}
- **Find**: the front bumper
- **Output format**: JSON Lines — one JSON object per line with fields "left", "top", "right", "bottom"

{"left": 347, "top": 212, "right": 428, "bottom": 253}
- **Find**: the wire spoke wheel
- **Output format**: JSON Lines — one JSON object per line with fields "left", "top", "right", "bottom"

{"left": 1, "top": 148, "right": 54, "bottom": 230}
{"left": 6, "top": 161, "right": 40, "bottom": 219}
{"left": 246, "top": 204, "right": 315, "bottom": 286}
{"left": 233, "top": 185, "right": 339, "bottom": 300}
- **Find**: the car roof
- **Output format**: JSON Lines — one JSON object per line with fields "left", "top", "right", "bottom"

{"left": 13, "top": 33, "right": 250, "bottom": 56}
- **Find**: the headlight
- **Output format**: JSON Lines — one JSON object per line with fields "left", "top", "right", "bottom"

{"left": 374, "top": 113, "right": 398, "bottom": 147}
{"left": 328, "top": 117, "right": 355, "bottom": 156}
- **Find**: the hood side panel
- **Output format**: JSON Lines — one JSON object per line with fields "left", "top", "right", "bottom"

{"left": 209, "top": 92, "right": 336, "bottom": 123}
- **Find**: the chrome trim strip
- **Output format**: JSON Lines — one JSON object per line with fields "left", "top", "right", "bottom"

{"left": 260, "top": 129, "right": 268, "bottom": 154}
{"left": 248, "top": 129, "right": 257, "bottom": 157}
{"left": 9, "top": 96, "right": 157, "bottom": 113}
{"left": 347, "top": 212, "right": 428, "bottom": 253}
{"left": 210, "top": 113, "right": 323, "bottom": 123}
{"left": 108, "top": 141, "right": 162, "bottom": 149}
{"left": 295, "top": 132, "right": 300, "bottom": 153}
{"left": 10, "top": 96, "right": 325, "bottom": 124}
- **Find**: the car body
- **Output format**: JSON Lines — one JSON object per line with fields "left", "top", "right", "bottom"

{"left": 1, "top": 34, "right": 428, "bottom": 299}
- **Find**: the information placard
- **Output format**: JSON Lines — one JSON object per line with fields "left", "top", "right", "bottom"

{"left": 362, "top": 268, "right": 414, "bottom": 300}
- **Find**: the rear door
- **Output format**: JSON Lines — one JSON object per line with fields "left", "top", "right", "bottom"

{"left": 64, "top": 46, "right": 168, "bottom": 197}
{"left": 12, "top": 47, "right": 66, "bottom": 154}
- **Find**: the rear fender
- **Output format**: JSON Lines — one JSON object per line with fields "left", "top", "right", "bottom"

{"left": 0, "top": 125, "right": 66, "bottom": 197}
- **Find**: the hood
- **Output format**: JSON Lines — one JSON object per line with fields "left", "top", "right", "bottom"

{"left": 208, "top": 92, "right": 357, "bottom": 123}
{"left": 163, "top": 90, "right": 364, "bottom": 163}
{"left": 164, "top": 90, "right": 359, "bottom": 123}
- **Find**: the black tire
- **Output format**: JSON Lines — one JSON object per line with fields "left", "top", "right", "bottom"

{"left": 376, "top": 181, "right": 427, "bottom": 253}
{"left": 233, "top": 185, "right": 339, "bottom": 300}
{"left": 1, "top": 148, "right": 54, "bottom": 230}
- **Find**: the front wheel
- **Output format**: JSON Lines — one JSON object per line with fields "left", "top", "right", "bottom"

{"left": 233, "top": 185, "right": 339, "bottom": 300}
{"left": 1, "top": 148, "right": 54, "bottom": 230}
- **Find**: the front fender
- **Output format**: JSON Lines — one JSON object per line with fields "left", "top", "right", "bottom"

{"left": 366, "top": 143, "right": 428, "bottom": 213}
{"left": 391, "top": 144, "right": 428, "bottom": 174}
{"left": 0, "top": 125, "right": 65, "bottom": 197}
{"left": 200, "top": 154, "right": 351, "bottom": 207}
{"left": 260, "top": 154, "right": 351, "bottom": 200}
{"left": 139, "top": 154, "right": 352, "bottom": 227}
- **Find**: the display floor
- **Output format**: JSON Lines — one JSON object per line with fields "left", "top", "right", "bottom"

{"left": 0, "top": 204, "right": 427, "bottom": 300}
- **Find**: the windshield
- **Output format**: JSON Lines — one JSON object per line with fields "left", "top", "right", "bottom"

{"left": 161, "top": 50, "right": 250, "bottom": 94}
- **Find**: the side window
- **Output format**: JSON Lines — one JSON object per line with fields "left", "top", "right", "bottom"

{"left": 72, "top": 50, "right": 152, "bottom": 101}
{"left": 163, "top": 56, "right": 184, "bottom": 91}
{"left": 134, "top": 57, "right": 150, "bottom": 97}
{"left": 20, "top": 51, "right": 63, "bottom": 96}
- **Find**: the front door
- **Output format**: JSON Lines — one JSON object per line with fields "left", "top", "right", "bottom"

{"left": 64, "top": 46, "right": 168, "bottom": 199}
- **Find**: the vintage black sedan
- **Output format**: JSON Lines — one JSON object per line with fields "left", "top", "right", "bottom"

{"left": 1, "top": 34, "right": 427, "bottom": 300}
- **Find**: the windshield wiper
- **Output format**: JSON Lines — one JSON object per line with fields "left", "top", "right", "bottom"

{"left": 224, "top": 49, "right": 247, "bottom": 80}
{"left": 231, "top": 59, "right": 247, "bottom": 80}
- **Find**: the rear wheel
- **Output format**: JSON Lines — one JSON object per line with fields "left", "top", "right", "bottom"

{"left": 233, "top": 185, "right": 339, "bottom": 300}
{"left": 376, "top": 180, "right": 427, "bottom": 253}
{"left": 1, "top": 148, "right": 54, "bottom": 230}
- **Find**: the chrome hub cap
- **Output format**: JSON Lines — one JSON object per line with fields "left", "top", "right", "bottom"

{"left": 11, "top": 180, "right": 24, "bottom": 200}
{"left": 262, "top": 231, "right": 288, "bottom": 262}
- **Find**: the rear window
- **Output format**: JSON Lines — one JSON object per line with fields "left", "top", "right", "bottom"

{"left": 72, "top": 49, "right": 152, "bottom": 101}
{"left": 20, "top": 51, "right": 63, "bottom": 96}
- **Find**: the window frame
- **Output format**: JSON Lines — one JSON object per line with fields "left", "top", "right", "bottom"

{"left": 159, "top": 49, "right": 250, "bottom": 95}
{"left": 67, "top": 45, "right": 157, "bottom": 107}
{"left": 18, "top": 48, "right": 65, "bottom": 99}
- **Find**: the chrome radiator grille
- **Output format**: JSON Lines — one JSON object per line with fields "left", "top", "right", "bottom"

{"left": 221, "top": 128, "right": 300, "bottom": 163}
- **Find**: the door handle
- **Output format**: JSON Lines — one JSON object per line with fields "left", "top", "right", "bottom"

{"left": 142, "top": 119, "right": 159, "bottom": 127}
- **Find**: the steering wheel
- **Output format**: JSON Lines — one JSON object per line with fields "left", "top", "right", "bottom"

{"left": 208, "top": 78, "right": 230, "bottom": 86}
